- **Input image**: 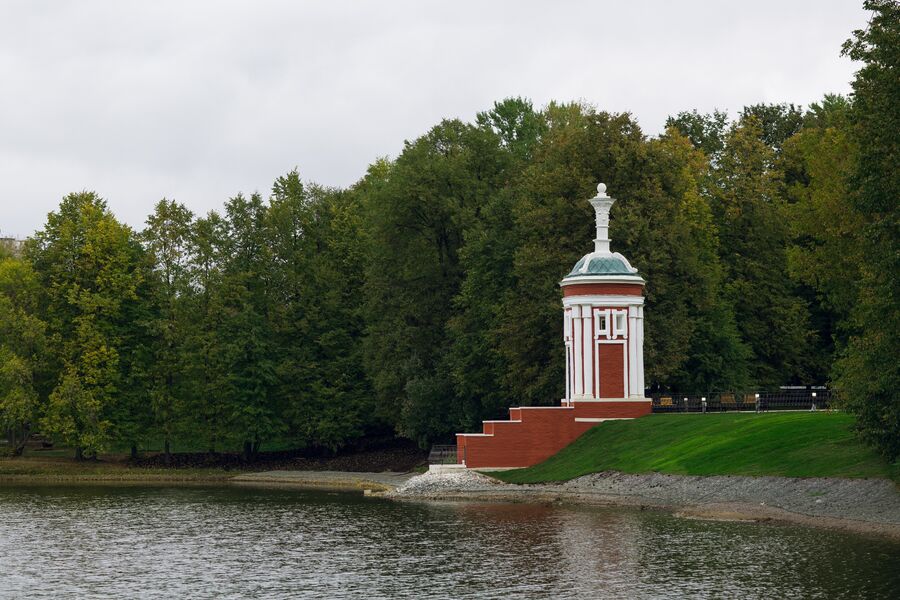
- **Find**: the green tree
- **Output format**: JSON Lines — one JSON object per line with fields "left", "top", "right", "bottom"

{"left": 493, "top": 104, "right": 749, "bottom": 404}
{"left": 475, "top": 97, "right": 546, "bottom": 163}
{"left": 219, "top": 193, "right": 280, "bottom": 459}
{"left": 634, "top": 130, "right": 751, "bottom": 391}
{"left": 0, "top": 255, "right": 47, "bottom": 455}
{"left": 833, "top": 0, "right": 900, "bottom": 459}
{"left": 361, "top": 120, "right": 509, "bottom": 445}
{"left": 711, "top": 121, "right": 816, "bottom": 387}
{"left": 665, "top": 109, "right": 729, "bottom": 161}
{"left": 182, "top": 211, "right": 231, "bottom": 453}
{"left": 266, "top": 170, "right": 376, "bottom": 450}
{"left": 738, "top": 103, "right": 805, "bottom": 152}
{"left": 782, "top": 95, "right": 859, "bottom": 380}
{"left": 28, "top": 192, "right": 143, "bottom": 459}
{"left": 142, "top": 199, "right": 195, "bottom": 461}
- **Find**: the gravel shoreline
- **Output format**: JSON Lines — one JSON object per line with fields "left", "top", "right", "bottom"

{"left": 387, "top": 469, "right": 900, "bottom": 540}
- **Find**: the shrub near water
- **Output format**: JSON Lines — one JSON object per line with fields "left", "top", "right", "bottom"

{"left": 495, "top": 413, "right": 899, "bottom": 484}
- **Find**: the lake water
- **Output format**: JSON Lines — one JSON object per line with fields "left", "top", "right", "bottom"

{"left": 0, "top": 485, "right": 898, "bottom": 599}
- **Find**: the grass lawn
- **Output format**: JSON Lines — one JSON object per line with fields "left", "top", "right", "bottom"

{"left": 494, "top": 412, "right": 899, "bottom": 484}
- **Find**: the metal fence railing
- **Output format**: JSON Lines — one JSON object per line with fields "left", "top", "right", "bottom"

{"left": 650, "top": 387, "right": 832, "bottom": 413}
{"left": 428, "top": 445, "right": 459, "bottom": 465}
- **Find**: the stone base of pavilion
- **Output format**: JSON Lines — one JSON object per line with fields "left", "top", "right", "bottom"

{"left": 456, "top": 399, "right": 651, "bottom": 469}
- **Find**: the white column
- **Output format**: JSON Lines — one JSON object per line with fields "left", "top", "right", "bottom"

{"left": 564, "top": 311, "right": 571, "bottom": 403}
{"left": 636, "top": 305, "right": 645, "bottom": 397}
{"left": 589, "top": 184, "right": 614, "bottom": 254}
{"left": 572, "top": 305, "right": 583, "bottom": 398}
{"left": 582, "top": 305, "right": 594, "bottom": 399}
{"left": 628, "top": 305, "right": 638, "bottom": 397}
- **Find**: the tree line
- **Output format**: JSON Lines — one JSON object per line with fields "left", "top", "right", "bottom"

{"left": 1, "top": 0, "right": 896, "bottom": 459}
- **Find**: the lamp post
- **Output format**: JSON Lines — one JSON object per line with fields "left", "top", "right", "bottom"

{"left": 701, "top": 397, "right": 707, "bottom": 413}
{"left": 811, "top": 391, "right": 817, "bottom": 412}
{"left": 755, "top": 392, "right": 760, "bottom": 413}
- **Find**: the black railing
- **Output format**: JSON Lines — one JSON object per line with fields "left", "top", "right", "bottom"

{"left": 650, "top": 388, "right": 832, "bottom": 413}
{"left": 428, "top": 444, "right": 459, "bottom": 465}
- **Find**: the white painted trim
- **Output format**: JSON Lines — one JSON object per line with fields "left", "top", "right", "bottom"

{"left": 574, "top": 417, "right": 635, "bottom": 423}
{"left": 482, "top": 420, "right": 522, "bottom": 424}
{"left": 513, "top": 406, "right": 574, "bottom": 410}
{"left": 572, "top": 398, "right": 652, "bottom": 403}
{"left": 594, "top": 307, "right": 608, "bottom": 338}
{"left": 560, "top": 275, "right": 645, "bottom": 286}
{"left": 457, "top": 433, "right": 493, "bottom": 437}
{"left": 637, "top": 305, "right": 645, "bottom": 394}
{"left": 428, "top": 464, "right": 468, "bottom": 473}
{"left": 582, "top": 304, "right": 593, "bottom": 399}
{"left": 628, "top": 306, "right": 638, "bottom": 398}
{"left": 562, "top": 295, "right": 644, "bottom": 307}
{"left": 572, "top": 304, "right": 583, "bottom": 397}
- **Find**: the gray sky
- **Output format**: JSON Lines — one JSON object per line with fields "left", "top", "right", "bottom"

{"left": 0, "top": 0, "right": 869, "bottom": 237}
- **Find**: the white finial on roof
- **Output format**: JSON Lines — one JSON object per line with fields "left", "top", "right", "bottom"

{"left": 589, "top": 182, "right": 615, "bottom": 254}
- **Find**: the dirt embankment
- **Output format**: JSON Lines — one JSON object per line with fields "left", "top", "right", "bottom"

{"left": 1, "top": 438, "right": 427, "bottom": 484}
{"left": 388, "top": 469, "right": 900, "bottom": 540}
{"left": 128, "top": 439, "right": 427, "bottom": 472}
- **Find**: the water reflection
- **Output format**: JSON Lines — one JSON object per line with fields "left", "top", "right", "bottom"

{"left": 0, "top": 485, "right": 897, "bottom": 599}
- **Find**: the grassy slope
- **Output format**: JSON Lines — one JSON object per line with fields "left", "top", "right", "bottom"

{"left": 495, "top": 413, "right": 899, "bottom": 484}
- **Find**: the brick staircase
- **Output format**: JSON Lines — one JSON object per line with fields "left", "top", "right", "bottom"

{"left": 456, "top": 400, "right": 651, "bottom": 468}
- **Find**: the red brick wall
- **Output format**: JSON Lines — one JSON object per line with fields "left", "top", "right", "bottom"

{"left": 457, "top": 400, "right": 651, "bottom": 468}
{"left": 573, "top": 401, "right": 652, "bottom": 420}
{"left": 562, "top": 283, "right": 643, "bottom": 297}
{"left": 457, "top": 408, "right": 594, "bottom": 468}
{"left": 598, "top": 344, "right": 625, "bottom": 398}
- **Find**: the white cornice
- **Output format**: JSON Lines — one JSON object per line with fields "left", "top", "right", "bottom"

{"left": 560, "top": 275, "right": 646, "bottom": 286}
{"left": 562, "top": 295, "right": 645, "bottom": 307}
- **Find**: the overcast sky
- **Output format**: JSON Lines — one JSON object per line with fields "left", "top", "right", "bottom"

{"left": 0, "top": 0, "right": 870, "bottom": 237}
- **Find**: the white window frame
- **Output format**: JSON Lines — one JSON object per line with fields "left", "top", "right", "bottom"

{"left": 614, "top": 310, "right": 628, "bottom": 339}
{"left": 594, "top": 309, "right": 609, "bottom": 339}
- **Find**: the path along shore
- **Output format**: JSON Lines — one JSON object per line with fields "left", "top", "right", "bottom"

{"left": 232, "top": 470, "right": 416, "bottom": 492}
{"left": 6, "top": 464, "right": 898, "bottom": 540}
{"left": 385, "top": 469, "right": 900, "bottom": 541}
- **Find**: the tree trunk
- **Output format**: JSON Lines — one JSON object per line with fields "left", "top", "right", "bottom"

{"left": 243, "top": 440, "right": 252, "bottom": 462}
{"left": 164, "top": 438, "right": 171, "bottom": 465}
{"left": 75, "top": 446, "right": 83, "bottom": 461}
{"left": 130, "top": 444, "right": 138, "bottom": 460}
{"left": 12, "top": 426, "right": 30, "bottom": 457}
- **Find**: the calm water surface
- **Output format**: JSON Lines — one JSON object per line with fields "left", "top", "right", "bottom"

{"left": 0, "top": 484, "right": 898, "bottom": 599}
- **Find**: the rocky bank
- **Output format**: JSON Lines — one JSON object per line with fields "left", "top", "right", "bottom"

{"left": 387, "top": 469, "right": 900, "bottom": 540}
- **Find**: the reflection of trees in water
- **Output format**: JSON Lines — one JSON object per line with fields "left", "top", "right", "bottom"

{"left": 3, "top": 489, "right": 898, "bottom": 599}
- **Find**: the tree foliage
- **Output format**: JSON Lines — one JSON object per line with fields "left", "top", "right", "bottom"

{"left": 27, "top": 192, "right": 143, "bottom": 458}
{"left": 832, "top": 0, "right": 900, "bottom": 459}
{"left": 6, "top": 4, "right": 896, "bottom": 459}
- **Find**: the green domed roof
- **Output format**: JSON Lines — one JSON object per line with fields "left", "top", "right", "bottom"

{"left": 563, "top": 252, "right": 642, "bottom": 281}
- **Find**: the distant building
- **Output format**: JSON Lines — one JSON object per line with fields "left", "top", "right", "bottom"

{"left": 456, "top": 184, "right": 651, "bottom": 468}
{"left": 0, "top": 237, "right": 25, "bottom": 257}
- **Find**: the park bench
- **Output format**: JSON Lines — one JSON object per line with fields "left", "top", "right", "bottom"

{"left": 720, "top": 393, "right": 736, "bottom": 412}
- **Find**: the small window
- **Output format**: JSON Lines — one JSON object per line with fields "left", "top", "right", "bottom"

{"left": 596, "top": 310, "right": 608, "bottom": 338}
{"left": 615, "top": 312, "right": 627, "bottom": 338}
